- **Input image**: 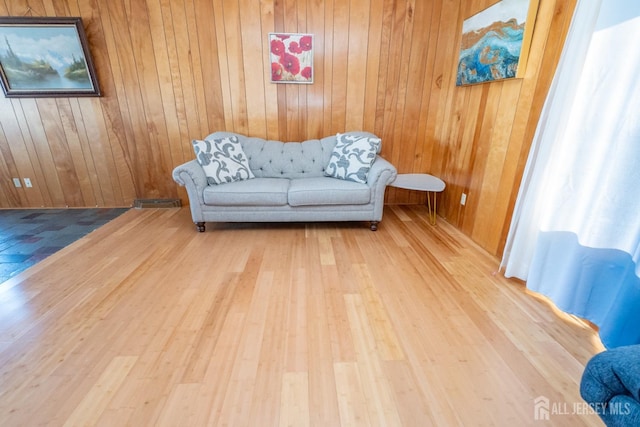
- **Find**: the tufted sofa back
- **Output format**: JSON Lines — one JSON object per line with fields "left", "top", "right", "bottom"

{"left": 204, "top": 131, "right": 380, "bottom": 180}
{"left": 243, "top": 136, "right": 335, "bottom": 179}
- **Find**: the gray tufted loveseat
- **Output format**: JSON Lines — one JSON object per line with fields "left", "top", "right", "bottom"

{"left": 172, "top": 131, "right": 397, "bottom": 232}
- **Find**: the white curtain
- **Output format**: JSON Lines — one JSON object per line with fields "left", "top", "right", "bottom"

{"left": 501, "top": 0, "right": 640, "bottom": 348}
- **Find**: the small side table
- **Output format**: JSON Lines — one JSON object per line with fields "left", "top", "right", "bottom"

{"left": 390, "top": 173, "right": 446, "bottom": 225}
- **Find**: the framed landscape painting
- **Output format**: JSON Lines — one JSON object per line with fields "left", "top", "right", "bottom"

{"left": 269, "top": 33, "right": 313, "bottom": 84}
{"left": 0, "top": 17, "right": 100, "bottom": 97}
{"left": 456, "top": 0, "right": 539, "bottom": 86}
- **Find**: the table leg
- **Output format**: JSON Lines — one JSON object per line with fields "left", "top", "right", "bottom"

{"left": 426, "top": 191, "right": 437, "bottom": 225}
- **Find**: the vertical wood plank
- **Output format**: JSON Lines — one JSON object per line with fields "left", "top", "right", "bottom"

{"left": 344, "top": 0, "right": 370, "bottom": 131}
{"left": 192, "top": 0, "right": 224, "bottom": 134}
{"left": 68, "top": 99, "right": 104, "bottom": 206}
{"left": 220, "top": 0, "right": 249, "bottom": 135}
{"left": 329, "top": 0, "right": 349, "bottom": 134}
{"left": 262, "top": 0, "right": 280, "bottom": 140}
{"left": 21, "top": 99, "right": 66, "bottom": 205}
{"left": 146, "top": 0, "right": 188, "bottom": 169}
{"left": 0, "top": 99, "right": 45, "bottom": 207}
{"left": 321, "top": 0, "right": 334, "bottom": 137}
{"left": 56, "top": 99, "right": 97, "bottom": 206}
{"left": 239, "top": 0, "right": 268, "bottom": 138}
{"left": 0, "top": 123, "right": 25, "bottom": 206}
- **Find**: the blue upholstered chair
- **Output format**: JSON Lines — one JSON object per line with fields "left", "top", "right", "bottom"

{"left": 580, "top": 345, "right": 640, "bottom": 426}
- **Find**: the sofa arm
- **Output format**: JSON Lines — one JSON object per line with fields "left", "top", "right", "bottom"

{"left": 367, "top": 156, "right": 397, "bottom": 222}
{"left": 172, "top": 159, "right": 207, "bottom": 206}
{"left": 368, "top": 155, "right": 397, "bottom": 189}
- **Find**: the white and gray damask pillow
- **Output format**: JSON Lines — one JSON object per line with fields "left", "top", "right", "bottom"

{"left": 193, "top": 136, "right": 255, "bottom": 185}
{"left": 325, "top": 133, "right": 381, "bottom": 183}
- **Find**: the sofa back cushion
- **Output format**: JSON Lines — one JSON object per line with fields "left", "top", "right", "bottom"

{"left": 192, "top": 136, "right": 255, "bottom": 185}
{"left": 246, "top": 137, "right": 335, "bottom": 179}
{"left": 203, "top": 131, "right": 381, "bottom": 181}
{"left": 324, "top": 133, "right": 381, "bottom": 183}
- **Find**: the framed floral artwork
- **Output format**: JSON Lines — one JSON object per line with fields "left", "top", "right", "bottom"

{"left": 269, "top": 33, "right": 313, "bottom": 84}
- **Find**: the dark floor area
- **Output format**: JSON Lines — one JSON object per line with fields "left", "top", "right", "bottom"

{"left": 0, "top": 208, "right": 128, "bottom": 284}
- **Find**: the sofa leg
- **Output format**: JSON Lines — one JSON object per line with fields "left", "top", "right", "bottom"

{"left": 370, "top": 221, "right": 379, "bottom": 231}
{"left": 196, "top": 222, "right": 205, "bottom": 232}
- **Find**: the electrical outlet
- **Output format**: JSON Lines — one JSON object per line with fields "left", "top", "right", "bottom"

{"left": 13, "top": 177, "right": 22, "bottom": 187}
{"left": 24, "top": 178, "right": 32, "bottom": 188}
{"left": 460, "top": 193, "right": 467, "bottom": 205}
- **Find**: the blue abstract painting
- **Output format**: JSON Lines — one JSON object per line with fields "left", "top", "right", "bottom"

{"left": 456, "top": 0, "right": 533, "bottom": 86}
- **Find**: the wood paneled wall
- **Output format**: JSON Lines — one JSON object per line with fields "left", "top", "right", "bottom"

{"left": 0, "top": 0, "right": 576, "bottom": 256}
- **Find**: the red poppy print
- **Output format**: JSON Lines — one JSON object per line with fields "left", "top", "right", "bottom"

{"left": 272, "top": 62, "right": 283, "bottom": 81}
{"left": 289, "top": 41, "right": 303, "bottom": 54}
{"left": 280, "top": 53, "right": 300, "bottom": 75}
{"left": 270, "top": 39, "right": 285, "bottom": 57}
{"left": 268, "top": 33, "right": 313, "bottom": 83}
{"left": 300, "top": 36, "right": 312, "bottom": 51}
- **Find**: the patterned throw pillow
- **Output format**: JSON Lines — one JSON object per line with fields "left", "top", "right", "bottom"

{"left": 192, "top": 136, "right": 255, "bottom": 185}
{"left": 325, "top": 133, "right": 381, "bottom": 183}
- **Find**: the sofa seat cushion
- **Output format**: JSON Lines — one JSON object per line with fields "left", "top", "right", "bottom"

{"left": 288, "top": 177, "right": 370, "bottom": 206}
{"left": 203, "top": 178, "right": 289, "bottom": 206}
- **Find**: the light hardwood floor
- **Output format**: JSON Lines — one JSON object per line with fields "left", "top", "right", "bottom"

{"left": 0, "top": 206, "right": 604, "bottom": 426}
